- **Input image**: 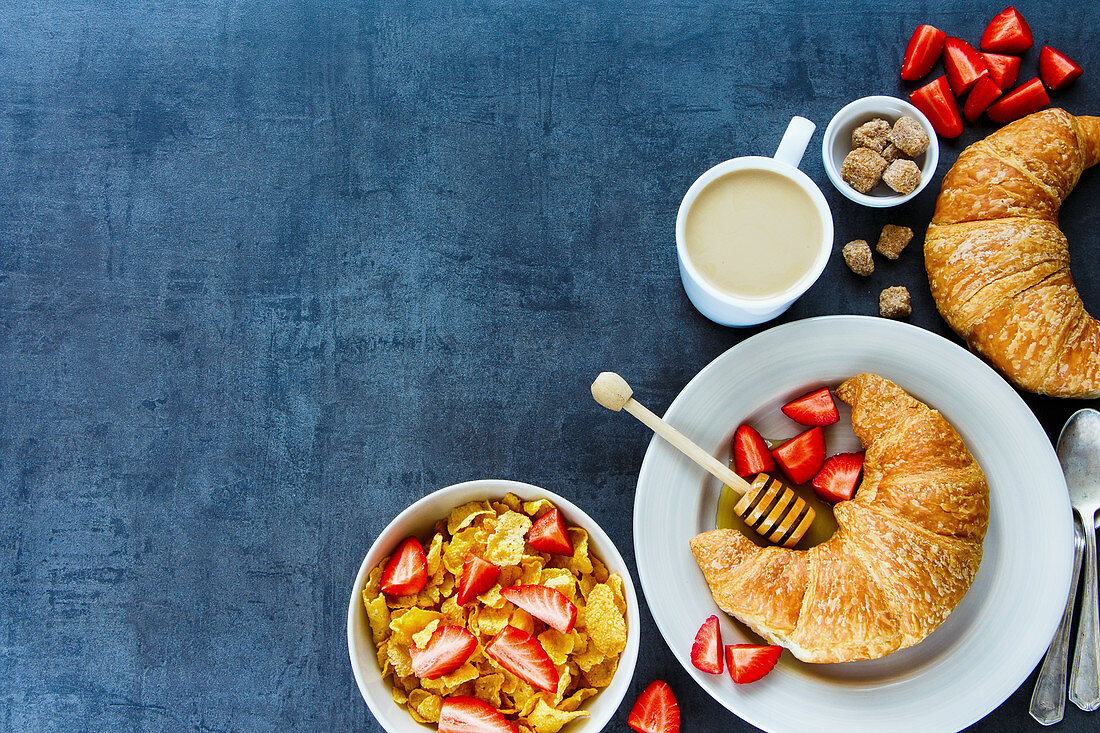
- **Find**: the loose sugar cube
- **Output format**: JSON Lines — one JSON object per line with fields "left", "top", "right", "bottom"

{"left": 851, "top": 118, "right": 891, "bottom": 153}
{"left": 881, "top": 143, "right": 907, "bottom": 163}
{"left": 841, "top": 148, "right": 888, "bottom": 194}
{"left": 842, "top": 240, "right": 874, "bottom": 276}
{"left": 879, "top": 286, "right": 912, "bottom": 319}
{"left": 883, "top": 159, "right": 922, "bottom": 195}
{"left": 876, "top": 224, "right": 914, "bottom": 260}
{"left": 888, "top": 116, "right": 930, "bottom": 157}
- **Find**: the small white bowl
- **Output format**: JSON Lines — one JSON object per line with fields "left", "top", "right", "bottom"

{"left": 348, "top": 479, "right": 641, "bottom": 733}
{"left": 821, "top": 95, "right": 939, "bottom": 208}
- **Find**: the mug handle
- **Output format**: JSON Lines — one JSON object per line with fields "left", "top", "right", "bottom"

{"left": 773, "top": 116, "right": 817, "bottom": 169}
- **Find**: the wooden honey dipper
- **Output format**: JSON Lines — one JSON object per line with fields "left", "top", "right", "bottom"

{"left": 591, "top": 371, "right": 815, "bottom": 547}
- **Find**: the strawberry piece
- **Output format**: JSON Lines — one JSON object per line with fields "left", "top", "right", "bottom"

{"left": 900, "top": 25, "right": 946, "bottom": 81}
{"left": 410, "top": 625, "right": 478, "bottom": 679}
{"left": 963, "top": 76, "right": 1003, "bottom": 123}
{"left": 770, "top": 427, "right": 825, "bottom": 485}
{"left": 438, "top": 696, "right": 518, "bottom": 733}
{"left": 811, "top": 452, "right": 865, "bottom": 503}
{"left": 380, "top": 536, "right": 428, "bottom": 596}
{"left": 781, "top": 387, "right": 839, "bottom": 427}
{"left": 628, "top": 680, "right": 681, "bottom": 733}
{"left": 987, "top": 78, "right": 1049, "bottom": 123}
{"left": 690, "top": 615, "right": 723, "bottom": 674}
{"left": 980, "top": 6, "right": 1033, "bottom": 54}
{"left": 982, "top": 52, "right": 1021, "bottom": 89}
{"left": 484, "top": 625, "right": 559, "bottom": 693}
{"left": 501, "top": 585, "right": 577, "bottom": 634}
{"left": 943, "top": 37, "right": 990, "bottom": 96}
{"left": 909, "top": 76, "right": 964, "bottom": 139}
{"left": 456, "top": 553, "right": 500, "bottom": 606}
{"left": 731, "top": 424, "right": 776, "bottom": 477}
{"left": 726, "top": 644, "right": 782, "bottom": 684}
{"left": 527, "top": 507, "right": 574, "bottom": 556}
{"left": 1039, "top": 46, "right": 1083, "bottom": 91}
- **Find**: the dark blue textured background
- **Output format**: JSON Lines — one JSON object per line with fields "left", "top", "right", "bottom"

{"left": 2, "top": 1, "right": 1098, "bottom": 730}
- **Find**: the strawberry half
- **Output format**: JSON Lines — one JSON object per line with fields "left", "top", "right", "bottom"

{"left": 690, "top": 615, "right": 723, "bottom": 674}
{"left": 982, "top": 52, "right": 1021, "bottom": 89}
{"left": 456, "top": 553, "right": 500, "bottom": 606}
{"left": 910, "top": 76, "right": 963, "bottom": 138}
{"left": 410, "top": 625, "right": 478, "bottom": 679}
{"left": 732, "top": 424, "right": 776, "bottom": 477}
{"left": 987, "top": 78, "right": 1049, "bottom": 123}
{"left": 501, "top": 585, "right": 577, "bottom": 634}
{"left": 770, "top": 427, "right": 825, "bottom": 485}
{"left": 980, "top": 6, "right": 1033, "bottom": 54}
{"left": 527, "top": 507, "right": 573, "bottom": 556}
{"left": 781, "top": 387, "right": 839, "bottom": 427}
{"left": 484, "top": 625, "right": 559, "bottom": 693}
{"left": 963, "top": 76, "right": 1003, "bottom": 123}
{"left": 811, "top": 452, "right": 865, "bottom": 503}
{"left": 900, "top": 25, "right": 946, "bottom": 82}
{"left": 726, "top": 644, "right": 782, "bottom": 684}
{"left": 628, "top": 680, "right": 681, "bottom": 733}
{"left": 1039, "top": 46, "right": 1083, "bottom": 91}
{"left": 943, "top": 37, "right": 990, "bottom": 96}
{"left": 438, "top": 696, "right": 518, "bottom": 733}
{"left": 380, "top": 536, "right": 428, "bottom": 596}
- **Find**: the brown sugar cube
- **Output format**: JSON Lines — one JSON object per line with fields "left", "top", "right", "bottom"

{"left": 876, "top": 224, "right": 914, "bottom": 260}
{"left": 851, "top": 118, "right": 891, "bottom": 153}
{"left": 883, "top": 159, "right": 922, "bottom": 195}
{"left": 888, "top": 116, "right": 930, "bottom": 157}
{"left": 879, "top": 286, "right": 912, "bottom": 319}
{"left": 841, "top": 148, "right": 888, "bottom": 194}
{"left": 881, "top": 143, "right": 908, "bottom": 163}
{"left": 842, "top": 240, "right": 874, "bottom": 276}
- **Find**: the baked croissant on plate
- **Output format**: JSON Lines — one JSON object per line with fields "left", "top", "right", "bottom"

{"left": 690, "top": 374, "right": 988, "bottom": 663}
{"left": 925, "top": 109, "right": 1100, "bottom": 398}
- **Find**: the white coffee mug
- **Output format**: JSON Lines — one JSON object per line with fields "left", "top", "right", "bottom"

{"left": 676, "top": 117, "right": 834, "bottom": 327}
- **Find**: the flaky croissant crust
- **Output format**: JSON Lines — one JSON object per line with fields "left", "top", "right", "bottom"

{"left": 925, "top": 109, "right": 1100, "bottom": 398}
{"left": 690, "top": 374, "right": 988, "bottom": 663}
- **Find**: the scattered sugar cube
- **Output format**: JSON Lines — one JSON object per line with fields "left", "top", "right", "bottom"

{"left": 888, "top": 116, "right": 930, "bottom": 157}
{"left": 851, "top": 118, "right": 891, "bottom": 153}
{"left": 876, "top": 224, "right": 914, "bottom": 260}
{"left": 841, "top": 148, "right": 888, "bottom": 194}
{"left": 879, "top": 286, "right": 912, "bottom": 319}
{"left": 842, "top": 240, "right": 874, "bottom": 276}
{"left": 881, "top": 143, "right": 907, "bottom": 163}
{"left": 883, "top": 159, "right": 922, "bottom": 195}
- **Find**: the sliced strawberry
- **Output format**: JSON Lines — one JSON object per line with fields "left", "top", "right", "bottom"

{"left": 726, "top": 644, "right": 782, "bottom": 684}
{"left": 484, "top": 625, "right": 559, "bottom": 693}
{"left": 811, "top": 452, "right": 865, "bottom": 503}
{"left": 909, "top": 76, "right": 964, "bottom": 138}
{"left": 690, "top": 615, "right": 723, "bottom": 674}
{"left": 770, "top": 427, "right": 825, "bottom": 485}
{"left": 380, "top": 536, "right": 428, "bottom": 596}
{"left": 987, "top": 78, "right": 1049, "bottom": 123}
{"left": 628, "top": 680, "right": 681, "bottom": 733}
{"left": 410, "top": 625, "right": 477, "bottom": 679}
{"left": 982, "top": 52, "right": 1021, "bottom": 89}
{"left": 980, "top": 6, "right": 1033, "bottom": 54}
{"left": 963, "top": 76, "right": 1003, "bottom": 123}
{"left": 732, "top": 424, "right": 777, "bottom": 477}
{"left": 781, "top": 387, "right": 839, "bottom": 427}
{"left": 438, "top": 696, "right": 518, "bottom": 733}
{"left": 943, "top": 37, "right": 990, "bottom": 96}
{"left": 900, "top": 25, "right": 946, "bottom": 81}
{"left": 456, "top": 554, "right": 500, "bottom": 606}
{"left": 527, "top": 507, "right": 574, "bottom": 556}
{"left": 1039, "top": 46, "right": 1083, "bottom": 91}
{"left": 501, "top": 585, "right": 577, "bottom": 634}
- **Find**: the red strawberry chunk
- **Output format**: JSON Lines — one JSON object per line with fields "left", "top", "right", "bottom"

{"left": 726, "top": 644, "right": 782, "bottom": 684}
{"left": 628, "top": 680, "right": 681, "bottom": 733}
{"left": 781, "top": 387, "right": 839, "bottom": 427}
{"left": 501, "top": 585, "right": 577, "bottom": 634}
{"left": 770, "top": 427, "right": 825, "bottom": 485}
{"left": 732, "top": 424, "right": 776, "bottom": 477}
{"left": 909, "top": 76, "right": 963, "bottom": 139}
{"left": 484, "top": 625, "right": 559, "bottom": 693}
{"left": 811, "top": 452, "right": 865, "bottom": 503}
{"left": 438, "top": 696, "right": 518, "bottom": 733}
{"left": 980, "top": 6, "right": 1033, "bottom": 54}
{"left": 527, "top": 508, "right": 574, "bottom": 556}
{"left": 456, "top": 554, "right": 500, "bottom": 606}
{"left": 1039, "top": 46, "right": 1083, "bottom": 91}
{"left": 380, "top": 536, "right": 428, "bottom": 597}
{"left": 963, "top": 76, "right": 1003, "bottom": 123}
{"left": 943, "top": 37, "right": 990, "bottom": 96}
{"left": 900, "top": 25, "right": 946, "bottom": 82}
{"left": 987, "top": 78, "right": 1049, "bottom": 123}
{"left": 690, "top": 615, "right": 723, "bottom": 674}
{"left": 410, "top": 625, "right": 477, "bottom": 679}
{"left": 982, "top": 53, "right": 1021, "bottom": 89}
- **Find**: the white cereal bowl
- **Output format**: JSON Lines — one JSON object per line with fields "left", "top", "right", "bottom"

{"left": 822, "top": 95, "right": 940, "bottom": 207}
{"left": 348, "top": 479, "right": 641, "bottom": 733}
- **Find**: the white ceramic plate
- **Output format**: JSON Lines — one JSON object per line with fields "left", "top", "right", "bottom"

{"left": 633, "top": 316, "right": 1073, "bottom": 733}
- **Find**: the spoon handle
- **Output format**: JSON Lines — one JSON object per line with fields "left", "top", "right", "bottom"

{"left": 1030, "top": 521, "right": 1085, "bottom": 724}
{"left": 1070, "top": 513, "right": 1100, "bottom": 711}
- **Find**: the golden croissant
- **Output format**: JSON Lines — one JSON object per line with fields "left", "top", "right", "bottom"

{"left": 925, "top": 109, "right": 1100, "bottom": 398}
{"left": 690, "top": 374, "right": 988, "bottom": 663}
